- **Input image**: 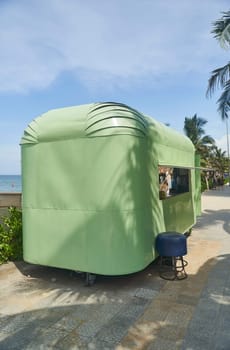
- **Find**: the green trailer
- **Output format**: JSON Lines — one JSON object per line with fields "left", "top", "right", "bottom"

{"left": 21, "top": 102, "right": 201, "bottom": 276}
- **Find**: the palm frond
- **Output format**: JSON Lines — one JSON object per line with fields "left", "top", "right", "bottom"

{"left": 201, "top": 135, "right": 215, "bottom": 145}
{"left": 217, "top": 80, "right": 230, "bottom": 120}
{"left": 206, "top": 62, "right": 230, "bottom": 97}
{"left": 212, "top": 11, "right": 230, "bottom": 48}
{"left": 184, "top": 115, "right": 209, "bottom": 145}
{"left": 184, "top": 114, "right": 214, "bottom": 157}
{"left": 196, "top": 117, "right": 208, "bottom": 129}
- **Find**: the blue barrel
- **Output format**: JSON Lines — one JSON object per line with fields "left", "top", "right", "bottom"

{"left": 156, "top": 232, "right": 187, "bottom": 257}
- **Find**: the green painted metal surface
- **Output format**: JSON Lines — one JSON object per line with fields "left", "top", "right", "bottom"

{"left": 21, "top": 102, "right": 198, "bottom": 275}
{"left": 195, "top": 154, "right": 202, "bottom": 216}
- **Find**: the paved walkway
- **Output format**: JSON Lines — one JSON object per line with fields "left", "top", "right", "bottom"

{"left": 0, "top": 186, "right": 229, "bottom": 349}
{"left": 120, "top": 186, "right": 230, "bottom": 350}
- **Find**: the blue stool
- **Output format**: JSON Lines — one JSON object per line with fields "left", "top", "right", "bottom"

{"left": 156, "top": 232, "right": 188, "bottom": 280}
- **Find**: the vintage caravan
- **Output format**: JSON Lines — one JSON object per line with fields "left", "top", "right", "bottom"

{"left": 21, "top": 102, "right": 200, "bottom": 276}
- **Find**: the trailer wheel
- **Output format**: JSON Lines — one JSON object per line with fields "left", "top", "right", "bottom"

{"left": 85, "top": 272, "right": 96, "bottom": 286}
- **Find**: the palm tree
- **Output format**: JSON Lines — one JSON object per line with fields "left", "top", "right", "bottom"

{"left": 184, "top": 114, "right": 215, "bottom": 156}
{"left": 208, "top": 146, "right": 227, "bottom": 175}
{"left": 206, "top": 146, "right": 228, "bottom": 188}
{"left": 184, "top": 115, "right": 215, "bottom": 191}
{"left": 184, "top": 115, "right": 216, "bottom": 191}
{"left": 206, "top": 10, "right": 230, "bottom": 184}
{"left": 206, "top": 10, "right": 230, "bottom": 120}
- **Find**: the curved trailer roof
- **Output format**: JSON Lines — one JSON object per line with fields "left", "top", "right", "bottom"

{"left": 21, "top": 101, "right": 194, "bottom": 168}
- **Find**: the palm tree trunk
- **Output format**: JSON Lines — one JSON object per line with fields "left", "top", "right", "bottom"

{"left": 205, "top": 175, "right": 209, "bottom": 190}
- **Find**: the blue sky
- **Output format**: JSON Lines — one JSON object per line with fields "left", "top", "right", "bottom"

{"left": 0, "top": 0, "right": 230, "bottom": 174}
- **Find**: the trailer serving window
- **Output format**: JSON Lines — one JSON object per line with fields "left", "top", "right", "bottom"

{"left": 159, "top": 166, "right": 190, "bottom": 199}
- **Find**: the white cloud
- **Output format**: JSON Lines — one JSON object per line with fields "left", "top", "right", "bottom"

{"left": 0, "top": 0, "right": 229, "bottom": 93}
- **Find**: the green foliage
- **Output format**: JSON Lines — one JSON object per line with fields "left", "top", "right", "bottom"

{"left": 224, "top": 176, "right": 230, "bottom": 184}
{"left": 0, "top": 207, "right": 22, "bottom": 264}
{"left": 206, "top": 10, "right": 230, "bottom": 120}
{"left": 183, "top": 114, "right": 215, "bottom": 158}
{"left": 212, "top": 11, "right": 230, "bottom": 48}
{"left": 201, "top": 177, "right": 207, "bottom": 192}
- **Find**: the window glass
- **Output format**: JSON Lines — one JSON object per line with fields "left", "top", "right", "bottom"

{"left": 159, "top": 166, "right": 190, "bottom": 200}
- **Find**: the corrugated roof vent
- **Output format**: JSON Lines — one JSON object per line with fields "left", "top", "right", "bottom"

{"left": 86, "top": 102, "right": 148, "bottom": 137}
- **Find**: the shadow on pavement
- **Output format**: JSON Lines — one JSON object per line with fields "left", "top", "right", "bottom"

{"left": 195, "top": 208, "right": 230, "bottom": 234}
{"left": 1, "top": 254, "right": 230, "bottom": 349}
{"left": 180, "top": 253, "right": 230, "bottom": 350}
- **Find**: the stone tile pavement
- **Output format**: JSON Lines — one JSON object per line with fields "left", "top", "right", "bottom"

{"left": 0, "top": 186, "right": 229, "bottom": 349}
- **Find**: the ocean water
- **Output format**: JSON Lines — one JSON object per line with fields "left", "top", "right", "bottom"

{"left": 0, "top": 175, "right": 22, "bottom": 193}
